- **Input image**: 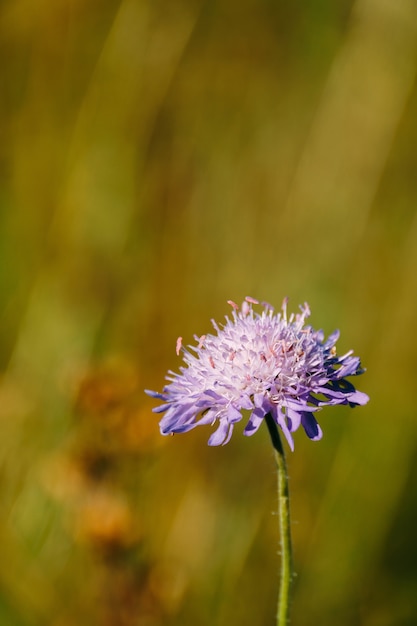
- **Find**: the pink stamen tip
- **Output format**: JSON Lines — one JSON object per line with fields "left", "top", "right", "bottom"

{"left": 245, "top": 296, "right": 259, "bottom": 304}
{"left": 227, "top": 300, "right": 239, "bottom": 310}
{"left": 176, "top": 337, "right": 183, "bottom": 356}
{"left": 241, "top": 301, "right": 250, "bottom": 316}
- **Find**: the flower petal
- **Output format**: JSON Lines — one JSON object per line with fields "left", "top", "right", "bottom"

{"left": 145, "top": 389, "right": 166, "bottom": 400}
{"left": 244, "top": 407, "right": 266, "bottom": 436}
{"left": 286, "top": 407, "right": 302, "bottom": 432}
{"left": 208, "top": 420, "right": 232, "bottom": 446}
{"left": 348, "top": 390, "right": 370, "bottom": 406}
{"left": 301, "top": 413, "right": 323, "bottom": 441}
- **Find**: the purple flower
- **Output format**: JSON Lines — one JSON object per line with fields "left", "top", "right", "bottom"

{"left": 145, "top": 297, "right": 369, "bottom": 450}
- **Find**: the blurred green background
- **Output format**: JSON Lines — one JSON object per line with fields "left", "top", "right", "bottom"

{"left": 1, "top": 0, "right": 417, "bottom": 624}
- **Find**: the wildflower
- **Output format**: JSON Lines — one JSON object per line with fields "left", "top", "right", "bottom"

{"left": 145, "top": 297, "right": 369, "bottom": 450}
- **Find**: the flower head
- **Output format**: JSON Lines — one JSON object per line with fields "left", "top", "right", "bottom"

{"left": 145, "top": 297, "right": 369, "bottom": 450}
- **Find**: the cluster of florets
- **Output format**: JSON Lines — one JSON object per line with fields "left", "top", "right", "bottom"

{"left": 146, "top": 297, "right": 368, "bottom": 450}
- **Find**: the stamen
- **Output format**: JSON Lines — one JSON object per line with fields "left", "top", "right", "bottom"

{"left": 282, "top": 297, "right": 288, "bottom": 322}
{"left": 241, "top": 301, "right": 250, "bottom": 316}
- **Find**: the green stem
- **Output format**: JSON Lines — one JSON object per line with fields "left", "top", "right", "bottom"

{"left": 264, "top": 412, "right": 293, "bottom": 626}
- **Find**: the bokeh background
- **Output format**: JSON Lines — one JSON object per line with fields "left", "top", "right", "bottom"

{"left": 1, "top": 0, "right": 417, "bottom": 624}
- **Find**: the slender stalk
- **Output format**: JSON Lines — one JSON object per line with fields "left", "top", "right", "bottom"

{"left": 264, "top": 412, "right": 293, "bottom": 626}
